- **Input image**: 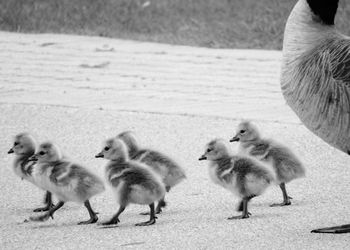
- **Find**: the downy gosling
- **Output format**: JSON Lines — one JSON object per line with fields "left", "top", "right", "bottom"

{"left": 29, "top": 142, "right": 105, "bottom": 224}
{"left": 96, "top": 138, "right": 166, "bottom": 226}
{"left": 117, "top": 131, "right": 186, "bottom": 214}
{"left": 230, "top": 121, "right": 305, "bottom": 206}
{"left": 199, "top": 138, "right": 274, "bottom": 219}
{"left": 8, "top": 133, "right": 54, "bottom": 212}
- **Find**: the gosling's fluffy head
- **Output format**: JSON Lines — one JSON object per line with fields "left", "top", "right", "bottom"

{"left": 116, "top": 131, "right": 139, "bottom": 154}
{"left": 199, "top": 138, "right": 232, "bottom": 161}
{"left": 230, "top": 121, "right": 260, "bottom": 143}
{"left": 30, "top": 142, "right": 63, "bottom": 163}
{"left": 96, "top": 138, "right": 129, "bottom": 161}
{"left": 8, "top": 133, "right": 36, "bottom": 156}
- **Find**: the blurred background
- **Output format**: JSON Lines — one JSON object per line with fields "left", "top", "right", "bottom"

{"left": 1, "top": 0, "right": 349, "bottom": 50}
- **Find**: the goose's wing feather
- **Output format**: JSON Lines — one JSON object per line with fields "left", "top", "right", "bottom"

{"left": 297, "top": 38, "right": 350, "bottom": 153}
{"left": 329, "top": 39, "right": 350, "bottom": 85}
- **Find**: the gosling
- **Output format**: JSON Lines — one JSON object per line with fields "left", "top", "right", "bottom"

{"left": 117, "top": 131, "right": 185, "bottom": 214}
{"left": 28, "top": 142, "right": 105, "bottom": 224}
{"left": 199, "top": 138, "right": 274, "bottom": 219}
{"left": 8, "top": 133, "right": 54, "bottom": 212}
{"left": 95, "top": 138, "right": 166, "bottom": 226}
{"left": 230, "top": 121, "right": 305, "bottom": 206}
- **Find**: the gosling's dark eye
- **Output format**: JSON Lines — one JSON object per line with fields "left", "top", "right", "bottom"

{"left": 207, "top": 148, "right": 212, "bottom": 153}
{"left": 240, "top": 130, "right": 246, "bottom": 134}
{"left": 39, "top": 151, "right": 45, "bottom": 155}
{"left": 14, "top": 142, "right": 19, "bottom": 146}
{"left": 104, "top": 147, "right": 110, "bottom": 151}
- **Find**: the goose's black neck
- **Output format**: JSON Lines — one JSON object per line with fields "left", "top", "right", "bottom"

{"left": 306, "top": 0, "right": 339, "bottom": 25}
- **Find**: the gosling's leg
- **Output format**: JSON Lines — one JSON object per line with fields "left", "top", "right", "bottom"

{"left": 141, "top": 186, "right": 170, "bottom": 215}
{"left": 33, "top": 191, "right": 54, "bottom": 212}
{"left": 270, "top": 183, "right": 292, "bottom": 207}
{"left": 311, "top": 224, "right": 350, "bottom": 234}
{"left": 100, "top": 205, "right": 125, "bottom": 226}
{"left": 78, "top": 200, "right": 98, "bottom": 225}
{"left": 135, "top": 203, "right": 157, "bottom": 226}
{"left": 155, "top": 196, "right": 166, "bottom": 214}
{"left": 229, "top": 197, "right": 251, "bottom": 220}
{"left": 30, "top": 201, "right": 65, "bottom": 222}
{"left": 237, "top": 195, "right": 255, "bottom": 211}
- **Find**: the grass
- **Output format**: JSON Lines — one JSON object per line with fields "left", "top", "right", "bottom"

{"left": 0, "top": 0, "right": 350, "bottom": 49}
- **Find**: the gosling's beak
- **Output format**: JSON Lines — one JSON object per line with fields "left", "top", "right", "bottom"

{"left": 28, "top": 155, "right": 38, "bottom": 162}
{"left": 230, "top": 136, "right": 240, "bottom": 142}
{"left": 95, "top": 152, "right": 104, "bottom": 158}
{"left": 8, "top": 148, "right": 14, "bottom": 154}
{"left": 198, "top": 155, "right": 207, "bottom": 161}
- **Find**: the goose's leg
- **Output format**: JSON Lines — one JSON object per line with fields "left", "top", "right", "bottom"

{"left": 100, "top": 205, "right": 125, "bottom": 226}
{"left": 78, "top": 200, "right": 98, "bottom": 225}
{"left": 33, "top": 191, "right": 54, "bottom": 212}
{"left": 311, "top": 224, "right": 350, "bottom": 234}
{"left": 135, "top": 203, "right": 157, "bottom": 226}
{"left": 270, "top": 183, "right": 292, "bottom": 207}
{"left": 30, "top": 201, "right": 65, "bottom": 222}
{"left": 229, "top": 197, "right": 251, "bottom": 219}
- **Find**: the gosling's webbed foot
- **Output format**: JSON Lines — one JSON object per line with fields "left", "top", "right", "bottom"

{"left": 29, "top": 213, "right": 52, "bottom": 222}
{"left": 140, "top": 210, "right": 162, "bottom": 215}
{"left": 33, "top": 203, "right": 55, "bottom": 212}
{"left": 139, "top": 211, "right": 150, "bottom": 216}
{"left": 135, "top": 217, "right": 157, "bottom": 226}
{"left": 311, "top": 224, "right": 350, "bottom": 234}
{"left": 78, "top": 215, "right": 98, "bottom": 225}
{"left": 100, "top": 218, "right": 120, "bottom": 226}
{"left": 227, "top": 212, "right": 251, "bottom": 220}
{"left": 140, "top": 207, "right": 163, "bottom": 215}
{"left": 270, "top": 200, "right": 291, "bottom": 207}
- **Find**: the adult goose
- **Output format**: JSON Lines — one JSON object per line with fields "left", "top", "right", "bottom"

{"left": 281, "top": 0, "right": 350, "bottom": 233}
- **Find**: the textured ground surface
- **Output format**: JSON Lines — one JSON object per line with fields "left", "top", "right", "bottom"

{"left": 0, "top": 32, "right": 350, "bottom": 249}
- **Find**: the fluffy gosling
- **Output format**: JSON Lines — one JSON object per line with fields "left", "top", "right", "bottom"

{"left": 199, "top": 138, "right": 274, "bottom": 219}
{"left": 29, "top": 142, "right": 105, "bottom": 224}
{"left": 8, "top": 133, "right": 54, "bottom": 212}
{"left": 230, "top": 121, "right": 305, "bottom": 206}
{"left": 117, "top": 131, "right": 186, "bottom": 214}
{"left": 96, "top": 138, "right": 166, "bottom": 226}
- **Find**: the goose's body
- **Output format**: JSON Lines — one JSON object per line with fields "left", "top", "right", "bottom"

{"left": 231, "top": 121, "right": 305, "bottom": 206}
{"left": 8, "top": 133, "right": 54, "bottom": 212}
{"left": 117, "top": 131, "right": 185, "bottom": 213}
{"left": 199, "top": 139, "right": 274, "bottom": 219}
{"left": 29, "top": 142, "right": 104, "bottom": 224}
{"left": 281, "top": 0, "right": 350, "bottom": 233}
{"left": 96, "top": 138, "right": 165, "bottom": 226}
{"left": 281, "top": 0, "right": 350, "bottom": 153}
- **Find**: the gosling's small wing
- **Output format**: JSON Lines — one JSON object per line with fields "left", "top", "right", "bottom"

{"left": 136, "top": 150, "right": 186, "bottom": 178}
{"left": 20, "top": 159, "right": 36, "bottom": 177}
{"left": 249, "top": 140, "right": 270, "bottom": 158}
{"left": 121, "top": 167, "right": 158, "bottom": 191}
{"left": 49, "top": 161, "right": 70, "bottom": 185}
